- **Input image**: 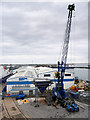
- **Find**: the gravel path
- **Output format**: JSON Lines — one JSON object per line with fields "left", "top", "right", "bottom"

{"left": 19, "top": 98, "right": 89, "bottom": 118}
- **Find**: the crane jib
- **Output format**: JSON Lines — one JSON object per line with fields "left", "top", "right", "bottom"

{"left": 58, "top": 4, "right": 75, "bottom": 95}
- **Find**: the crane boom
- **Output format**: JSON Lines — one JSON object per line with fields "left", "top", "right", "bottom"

{"left": 61, "top": 4, "right": 75, "bottom": 67}
{"left": 57, "top": 4, "right": 75, "bottom": 97}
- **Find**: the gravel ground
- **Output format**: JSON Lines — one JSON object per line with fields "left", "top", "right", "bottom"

{"left": 0, "top": 82, "right": 89, "bottom": 119}
{"left": 19, "top": 98, "right": 89, "bottom": 118}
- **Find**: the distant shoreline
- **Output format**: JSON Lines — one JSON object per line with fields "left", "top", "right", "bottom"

{"left": 0, "top": 64, "right": 89, "bottom": 69}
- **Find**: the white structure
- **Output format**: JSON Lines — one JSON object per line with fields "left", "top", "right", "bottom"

{"left": 7, "top": 66, "right": 74, "bottom": 94}
{"left": 7, "top": 66, "right": 37, "bottom": 94}
{"left": 35, "top": 67, "right": 74, "bottom": 89}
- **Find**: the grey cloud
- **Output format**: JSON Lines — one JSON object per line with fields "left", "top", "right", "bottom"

{"left": 1, "top": 2, "right": 88, "bottom": 63}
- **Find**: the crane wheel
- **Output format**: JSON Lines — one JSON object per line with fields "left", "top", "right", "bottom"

{"left": 76, "top": 107, "right": 79, "bottom": 112}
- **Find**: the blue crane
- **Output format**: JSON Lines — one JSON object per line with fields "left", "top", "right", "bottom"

{"left": 52, "top": 4, "right": 75, "bottom": 98}
{"left": 58, "top": 4, "right": 75, "bottom": 97}
{"left": 52, "top": 4, "right": 79, "bottom": 112}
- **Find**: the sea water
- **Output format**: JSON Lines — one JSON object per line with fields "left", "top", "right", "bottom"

{"left": 73, "top": 68, "right": 88, "bottom": 81}
{"left": 66, "top": 63, "right": 89, "bottom": 81}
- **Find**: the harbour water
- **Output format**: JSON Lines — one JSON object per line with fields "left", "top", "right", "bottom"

{"left": 67, "top": 68, "right": 89, "bottom": 82}
{"left": 74, "top": 68, "right": 89, "bottom": 81}
{"left": 67, "top": 63, "right": 89, "bottom": 81}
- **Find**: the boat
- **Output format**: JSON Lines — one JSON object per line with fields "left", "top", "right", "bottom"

{"left": 6, "top": 66, "right": 37, "bottom": 95}
{"left": 35, "top": 67, "right": 75, "bottom": 90}
{"left": 6, "top": 66, "right": 74, "bottom": 95}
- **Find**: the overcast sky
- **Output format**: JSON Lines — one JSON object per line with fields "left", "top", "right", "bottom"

{"left": 0, "top": 2, "right": 88, "bottom": 64}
